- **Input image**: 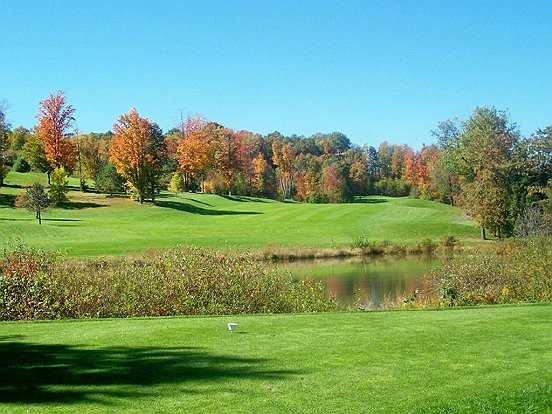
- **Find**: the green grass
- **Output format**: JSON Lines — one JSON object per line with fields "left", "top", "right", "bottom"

{"left": 0, "top": 171, "right": 479, "bottom": 256}
{"left": 1, "top": 305, "right": 550, "bottom": 413}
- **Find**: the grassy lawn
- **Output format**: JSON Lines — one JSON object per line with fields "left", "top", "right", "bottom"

{"left": 1, "top": 305, "right": 550, "bottom": 413}
{"left": 0, "top": 172, "right": 479, "bottom": 256}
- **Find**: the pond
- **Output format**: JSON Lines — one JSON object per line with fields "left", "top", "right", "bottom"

{"left": 280, "top": 256, "right": 439, "bottom": 308}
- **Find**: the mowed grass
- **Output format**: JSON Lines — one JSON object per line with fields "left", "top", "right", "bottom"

{"left": 0, "top": 172, "right": 479, "bottom": 256}
{"left": 1, "top": 305, "right": 551, "bottom": 413}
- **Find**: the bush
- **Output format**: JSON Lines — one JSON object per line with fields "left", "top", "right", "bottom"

{"left": 49, "top": 167, "right": 69, "bottom": 205}
{"left": 514, "top": 203, "right": 552, "bottom": 237}
{"left": 422, "top": 238, "right": 552, "bottom": 307}
{"left": 0, "top": 246, "right": 336, "bottom": 320}
{"left": 12, "top": 156, "right": 31, "bottom": 172}
{"left": 168, "top": 172, "right": 184, "bottom": 194}
{"left": 440, "top": 235, "right": 458, "bottom": 250}
{"left": 374, "top": 178, "right": 410, "bottom": 197}
{"left": 307, "top": 192, "right": 329, "bottom": 204}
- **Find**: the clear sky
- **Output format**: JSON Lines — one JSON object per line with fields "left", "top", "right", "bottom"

{"left": 1, "top": 0, "right": 551, "bottom": 148}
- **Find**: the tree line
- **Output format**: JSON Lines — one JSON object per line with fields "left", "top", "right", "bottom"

{"left": 0, "top": 91, "right": 551, "bottom": 238}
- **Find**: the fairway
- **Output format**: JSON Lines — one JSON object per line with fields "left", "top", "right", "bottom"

{"left": 1, "top": 305, "right": 551, "bottom": 413}
{"left": 0, "top": 172, "right": 478, "bottom": 256}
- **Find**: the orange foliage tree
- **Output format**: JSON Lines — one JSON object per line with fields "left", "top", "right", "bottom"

{"left": 36, "top": 91, "right": 77, "bottom": 175}
{"left": 109, "top": 108, "right": 161, "bottom": 203}
{"left": 252, "top": 153, "right": 268, "bottom": 195}
{"left": 176, "top": 118, "right": 216, "bottom": 190}
{"left": 403, "top": 145, "right": 439, "bottom": 198}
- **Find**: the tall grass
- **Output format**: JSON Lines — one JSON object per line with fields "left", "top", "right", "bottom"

{"left": 397, "top": 238, "right": 552, "bottom": 308}
{"left": 0, "top": 245, "right": 336, "bottom": 320}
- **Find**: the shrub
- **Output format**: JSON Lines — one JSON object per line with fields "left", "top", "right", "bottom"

{"left": 420, "top": 238, "right": 552, "bottom": 307}
{"left": 0, "top": 246, "right": 336, "bottom": 320}
{"left": 440, "top": 235, "right": 458, "bottom": 251}
{"left": 514, "top": 203, "right": 552, "bottom": 237}
{"left": 49, "top": 167, "right": 69, "bottom": 205}
{"left": 12, "top": 156, "right": 31, "bottom": 172}
{"left": 307, "top": 192, "right": 329, "bottom": 204}
{"left": 374, "top": 178, "right": 411, "bottom": 197}
{"left": 168, "top": 172, "right": 184, "bottom": 194}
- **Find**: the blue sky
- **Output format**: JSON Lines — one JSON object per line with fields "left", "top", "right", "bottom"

{"left": 1, "top": 0, "right": 551, "bottom": 148}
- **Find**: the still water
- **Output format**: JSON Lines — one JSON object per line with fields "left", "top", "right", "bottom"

{"left": 280, "top": 256, "right": 439, "bottom": 308}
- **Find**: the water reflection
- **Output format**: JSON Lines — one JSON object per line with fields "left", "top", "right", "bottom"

{"left": 280, "top": 256, "right": 438, "bottom": 308}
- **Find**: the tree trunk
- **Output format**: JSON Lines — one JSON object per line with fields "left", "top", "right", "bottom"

{"left": 37, "top": 210, "right": 42, "bottom": 225}
{"left": 47, "top": 171, "right": 51, "bottom": 185}
{"left": 480, "top": 226, "right": 486, "bottom": 240}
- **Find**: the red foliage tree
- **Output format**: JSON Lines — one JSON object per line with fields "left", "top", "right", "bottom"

{"left": 36, "top": 91, "right": 77, "bottom": 173}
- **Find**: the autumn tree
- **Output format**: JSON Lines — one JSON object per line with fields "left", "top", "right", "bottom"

{"left": 272, "top": 141, "right": 295, "bottom": 199}
{"left": 177, "top": 117, "right": 214, "bottom": 191}
{"left": 36, "top": 91, "right": 77, "bottom": 173}
{"left": 252, "top": 153, "right": 268, "bottom": 195}
{"left": 0, "top": 105, "right": 8, "bottom": 187}
{"left": 110, "top": 108, "right": 163, "bottom": 203}
{"left": 77, "top": 133, "right": 110, "bottom": 187}
{"left": 322, "top": 164, "right": 344, "bottom": 203}
{"left": 214, "top": 129, "right": 241, "bottom": 195}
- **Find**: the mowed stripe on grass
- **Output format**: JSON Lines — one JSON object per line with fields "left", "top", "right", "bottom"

{"left": 0, "top": 172, "right": 479, "bottom": 256}
{"left": 0, "top": 304, "right": 550, "bottom": 413}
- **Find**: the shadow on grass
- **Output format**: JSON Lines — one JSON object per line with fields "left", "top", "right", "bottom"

{"left": 57, "top": 201, "right": 105, "bottom": 210}
{"left": 0, "top": 336, "right": 296, "bottom": 405}
{"left": 0, "top": 218, "right": 82, "bottom": 223}
{"left": 0, "top": 194, "right": 16, "bottom": 208}
{"left": 353, "top": 198, "right": 388, "bottom": 204}
{"left": 43, "top": 218, "right": 83, "bottom": 222}
{"left": 220, "top": 195, "right": 270, "bottom": 203}
{"left": 183, "top": 197, "right": 213, "bottom": 207}
{"left": 156, "top": 200, "right": 261, "bottom": 216}
{"left": 1, "top": 184, "right": 23, "bottom": 189}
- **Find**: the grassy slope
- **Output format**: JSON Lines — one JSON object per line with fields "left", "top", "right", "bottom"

{"left": 1, "top": 305, "right": 551, "bottom": 413}
{"left": 0, "top": 172, "right": 479, "bottom": 256}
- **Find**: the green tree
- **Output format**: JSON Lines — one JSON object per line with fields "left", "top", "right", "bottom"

{"left": 8, "top": 126, "right": 31, "bottom": 151}
{"left": 49, "top": 167, "right": 69, "bottom": 205}
{"left": 445, "top": 107, "right": 520, "bottom": 238}
{"left": 95, "top": 162, "right": 124, "bottom": 196}
{"left": 22, "top": 135, "right": 52, "bottom": 183}
{"left": 15, "top": 182, "right": 49, "bottom": 224}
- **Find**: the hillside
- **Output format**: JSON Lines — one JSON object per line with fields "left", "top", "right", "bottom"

{"left": 0, "top": 172, "right": 479, "bottom": 256}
